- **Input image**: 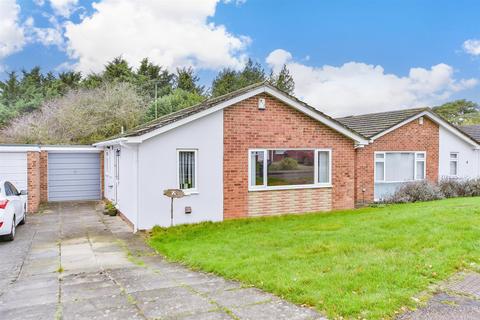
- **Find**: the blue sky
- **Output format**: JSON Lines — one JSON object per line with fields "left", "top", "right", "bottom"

{"left": 1, "top": 0, "right": 479, "bottom": 116}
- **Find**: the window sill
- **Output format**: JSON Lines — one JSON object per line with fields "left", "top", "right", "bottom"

{"left": 182, "top": 190, "right": 199, "bottom": 196}
{"left": 374, "top": 180, "right": 425, "bottom": 184}
{"left": 248, "top": 184, "right": 332, "bottom": 192}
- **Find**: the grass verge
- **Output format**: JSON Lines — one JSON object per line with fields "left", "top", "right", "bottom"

{"left": 148, "top": 197, "right": 480, "bottom": 319}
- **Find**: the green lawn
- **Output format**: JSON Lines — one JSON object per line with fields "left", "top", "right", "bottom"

{"left": 148, "top": 198, "right": 480, "bottom": 319}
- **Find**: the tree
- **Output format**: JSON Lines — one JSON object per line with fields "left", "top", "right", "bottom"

{"left": 433, "top": 100, "right": 480, "bottom": 125}
{"left": 136, "top": 58, "right": 174, "bottom": 98}
{"left": 238, "top": 58, "right": 266, "bottom": 87}
{"left": 145, "top": 88, "right": 204, "bottom": 122}
{"left": 0, "top": 83, "right": 147, "bottom": 144}
{"left": 0, "top": 72, "right": 20, "bottom": 107}
{"left": 269, "top": 64, "right": 295, "bottom": 94}
{"left": 174, "top": 67, "right": 204, "bottom": 95}
{"left": 103, "top": 57, "right": 135, "bottom": 83}
{"left": 211, "top": 59, "right": 266, "bottom": 97}
{"left": 211, "top": 68, "right": 238, "bottom": 97}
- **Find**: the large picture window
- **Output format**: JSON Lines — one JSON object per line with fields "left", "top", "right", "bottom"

{"left": 249, "top": 149, "right": 331, "bottom": 190}
{"left": 374, "top": 151, "right": 426, "bottom": 183}
{"left": 178, "top": 150, "right": 197, "bottom": 192}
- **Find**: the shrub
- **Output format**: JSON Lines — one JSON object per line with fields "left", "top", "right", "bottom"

{"left": 439, "top": 178, "right": 480, "bottom": 198}
{"left": 438, "top": 178, "right": 464, "bottom": 198}
{"left": 0, "top": 82, "right": 147, "bottom": 144}
{"left": 104, "top": 202, "right": 118, "bottom": 216}
{"left": 269, "top": 157, "right": 299, "bottom": 171}
{"left": 383, "top": 181, "right": 444, "bottom": 204}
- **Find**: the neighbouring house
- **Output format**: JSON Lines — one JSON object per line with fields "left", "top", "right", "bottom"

{"left": 337, "top": 108, "right": 480, "bottom": 203}
{"left": 93, "top": 82, "right": 480, "bottom": 230}
{"left": 0, "top": 145, "right": 103, "bottom": 213}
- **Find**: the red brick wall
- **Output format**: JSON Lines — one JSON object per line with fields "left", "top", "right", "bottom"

{"left": 27, "top": 152, "right": 40, "bottom": 213}
{"left": 354, "top": 117, "right": 439, "bottom": 205}
{"left": 223, "top": 94, "right": 356, "bottom": 219}
{"left": 39, "top": 151, "right": 48, "bottom": 203}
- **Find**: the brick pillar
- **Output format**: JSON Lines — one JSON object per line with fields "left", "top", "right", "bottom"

{"left": 99, "top": 151, "right": 105, "bottom": 198}
{"left": 39, "top": 151, "right": 48, "bottom": 203}
{"left": 27, "top": 151, "right": 41, "bottom": 213}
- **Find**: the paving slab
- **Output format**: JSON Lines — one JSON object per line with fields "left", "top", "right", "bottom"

{"left": 0, "top": 201, "right": 325, "bottom": 320}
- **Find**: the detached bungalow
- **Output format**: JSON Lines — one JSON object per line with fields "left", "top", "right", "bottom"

{"left": 94, "top": 82, "right": 480, "bottom": 230}
{"left": 95, "top": 83, "right": 369, "bottom": 230}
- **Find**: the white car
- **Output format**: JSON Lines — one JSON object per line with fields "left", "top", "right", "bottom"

{"left": 0, "top": 181, "right": 27, "bottom": 241}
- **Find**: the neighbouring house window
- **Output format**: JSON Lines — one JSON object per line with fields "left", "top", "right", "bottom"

{"left": 374, "top": 151, "right": 426, "bottom": 182}
{"left": 248, "top": 149, "right": 331, "bottom": 190}
{"left": 449, "top": 152, "right": 458, "bottom": 176}
{"left": 178, "top": 150, "right": 197, "bottom": 191}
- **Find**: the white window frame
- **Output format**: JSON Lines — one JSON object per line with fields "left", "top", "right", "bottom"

{"left": 248, "top": 148, "right": 332, "bottom": 191}
{"left": 177, "top": 149, "right": 198, "bottom": 194}
{"left": 374, "top": 151, "right": 426, "bottom": 183}
{"left": 449, "top": 152, "right": 459, "bottom": 177}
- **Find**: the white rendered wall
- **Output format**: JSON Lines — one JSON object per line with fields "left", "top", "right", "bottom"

{"left": 137, "top": 110, "right": 224, "bottom": 229}
{"left": 439, "top": 126, "right": 480, "bottom": 179}
{"left": 103, "top": 144, "right": 139, "bottom": 227}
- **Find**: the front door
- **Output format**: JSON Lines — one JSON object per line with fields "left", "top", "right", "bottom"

{"left": 113, "top": 147, "right": 120, "bottom": 204}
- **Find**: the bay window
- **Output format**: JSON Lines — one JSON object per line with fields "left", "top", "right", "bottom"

{"left": 249, "top": 149, "right": 331, "bottom": 190}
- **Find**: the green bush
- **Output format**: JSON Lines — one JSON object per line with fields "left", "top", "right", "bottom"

{"left": 104, "top": 202, "right": 118, "bottom": 216}
{"left": 269, "top": 157, "right": 299, "bottom": 171}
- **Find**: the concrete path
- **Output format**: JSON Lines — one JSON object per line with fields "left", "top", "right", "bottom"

{"left": 0, "top": 202, "right": 323, "bottom": 320}
{"left": 398, "top": 272, "right": 480, "bottom": 320}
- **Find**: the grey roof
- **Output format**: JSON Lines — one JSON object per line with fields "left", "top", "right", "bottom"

{"left": 460, "top": 125, "right": 480, "bottom": 142}
{"left": 336, "top": 107, "right": 429, "bottom": 138}
{"left": 112, "top": 81, "right": 364, "bottom": 140}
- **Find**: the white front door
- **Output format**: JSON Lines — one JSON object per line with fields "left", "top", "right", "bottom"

{"left": 113, "top": 147, "right": 120, "bottom": 204}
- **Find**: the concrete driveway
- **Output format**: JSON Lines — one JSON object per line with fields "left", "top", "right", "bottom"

{"left": 0, "top": 202, "right": 323, "bottom": 320}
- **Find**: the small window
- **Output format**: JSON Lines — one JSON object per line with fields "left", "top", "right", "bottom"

{"left": 317, "top": 151, "right": 330, "bottom": 184}
{"left": 449, "top": 152, "right": 458, "bottom": 176}
{"left": 415, "top": 152, "right": 425, "bottom": 180}
{"left": 250, "top": 151, "right": 265, "bottom": 186}
{"left": 374, "top": 152, "right": 386, "bottom": 182}
{"left": 178, "top": 150, "right": 197, "bottom": 191}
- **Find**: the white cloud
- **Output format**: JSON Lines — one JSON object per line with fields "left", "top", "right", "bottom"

{"left": 22, "top": 16, "right": 64, "bottom": 49}
{"left": 463, "top": 39, "right": 480, "bottom": 56}
{"left": 64, "top": 0, "right": 250, "bottom": 74}
{"left": 49, "top": 0, "right": 79, "bottom": 18}
{"left": 0, "top": 0, "right": 26, "bottom": 59}
{"left": 33, "top": 27, "right": 63, "bottom": 47}
{"left": 266, "top": 49, "right": 478, "bottom": 117}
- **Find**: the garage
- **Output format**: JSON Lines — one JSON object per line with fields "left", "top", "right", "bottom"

{"left": 47, "top": 152, "right": 101, "bottom": 201}
{"left": 0, "top": 152, "right": 27, "bottom": 192}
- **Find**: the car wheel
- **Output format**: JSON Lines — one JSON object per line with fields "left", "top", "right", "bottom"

{"left": 5, "top": 217, "right": 15, "bottom": 241}
{"left": 19, "top": 212, "right": 26, "bottom": 225}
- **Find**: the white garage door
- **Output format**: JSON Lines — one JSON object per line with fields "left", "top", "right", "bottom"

{"left": 48, "top": 153, "right": 101, "bottom": 201}
{"left": 0, "top": 152, "right": 27, "bottom": 191}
